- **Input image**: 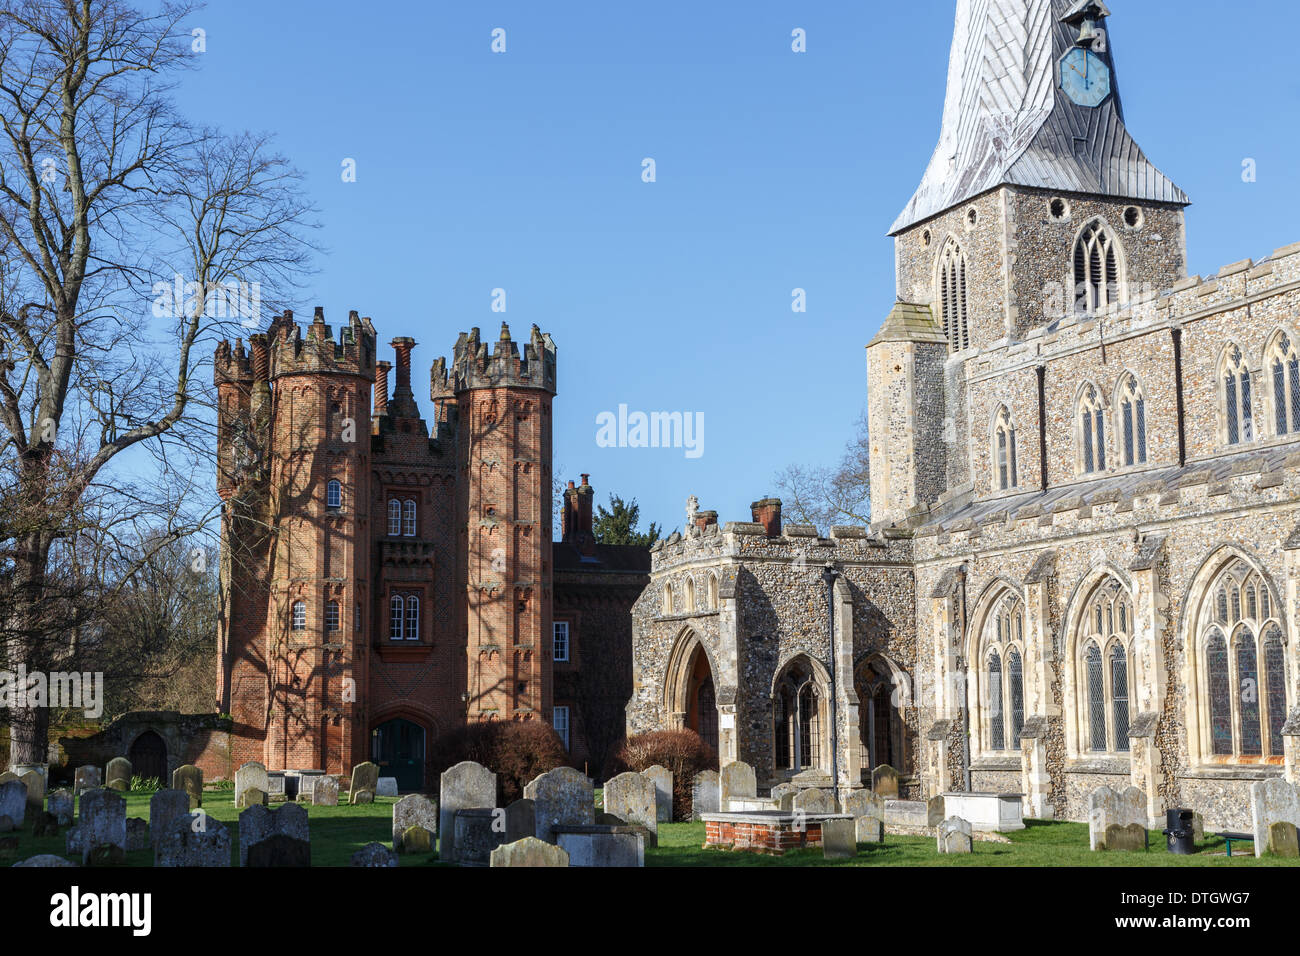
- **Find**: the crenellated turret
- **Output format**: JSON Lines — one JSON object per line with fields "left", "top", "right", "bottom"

{"left": 432, "top": 322, "right": 556, "bottom": 397}
{"left": 268, "top": 307, "right": 377, "bottom": 383}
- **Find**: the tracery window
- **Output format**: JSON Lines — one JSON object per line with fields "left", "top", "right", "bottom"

{"left": 1117, "top": 374, "right": 1147, "bottom": 467}
{"left": 993, "top": 405, "right": 1018, "bottom": 491}
{"left": 1222, "top": 345, "right": 1254, "bottom": 445}
{"left": 1268, "top": 333, "right": 1300, "bottom": 436}
{"left": 1076, "top": 578, "right": 1133, "bottom": 754}
{"left": 981, "top": 593, "right": 1025, "bottom": 752}
{"left": 774, "top": 658, "right": 825, "bottom": 772}
{"left": 1078, "top": 384, "right": 1106, "bottom": 474}
{"left": 1073, "top": 220, "right": 1123, "bottom": 314}
{"left": 938, "top": 239, "right": 970, "bottom": 353}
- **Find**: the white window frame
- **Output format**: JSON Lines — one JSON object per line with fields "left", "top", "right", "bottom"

{"left": 291, "top": 601, "right": 306, "bottom": 631}
{"left": 553, "top": 705, "right": 570, "bottom": 750}
{"left": 405, "top": 594, "right": 420, "bottom": 642}
{"left": 390, "top": 594, "right": 404, "bottom": 640}
{"left": 553, "top": 620, "right": 570, "bottom": 662}
{"left": 403, "top": 499, "right": 417, "bottom": 537}
{"left": 326, "top": 479, "right": 342, "bottom": 510}
{"left": 388, "top": 499, "right": 402, "bottom": 536}
{"left": 326, "top": 600, "right": 340, "bottom": 632}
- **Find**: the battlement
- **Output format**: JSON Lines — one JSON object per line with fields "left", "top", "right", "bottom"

{"left": 266, "top": 308, "right": 377, "bottom": 381}
{"left": 431, "top": 322, "right": 556, "bottom": 399}
{"left": 214, "top": 338, "right": 254, "bottom": 385}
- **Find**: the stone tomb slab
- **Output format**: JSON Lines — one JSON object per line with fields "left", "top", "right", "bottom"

{"left": 604, "top": 772, "right": 658, "bottom": 842}
{"left": 78, "top": 789, "right": 126, "bottom": 864}
{"left": 73, "top": 766, "right": 101, "bottom": 795}
{"left": 937, "top": 816, "right": 973, "bottom": 854}
{"left": 312, "top": 775, "right": 339, "bottom": 806}
{"left": 490, "top": 836, "right": 569, "bottom": 867}
{"left": 454, "top": 808, "right": 506, "bottom": 865}
{"left": 239, "top": 802, "right": 309, "bottom": 866}
{"left": 940, "top": 792, "right": 1025, "bottom": 832}
{"left": 0, "top": 780, "right": 27, "bottom": 828}
{"left": 553, "top": 825, "right": 644, "bottom": 867}
{"left": 171, "top": 765, "right": 202, "bottom": 809}
{"left": 105, "top": 757, "right": 132, "bottom": 791}
{"left": 150, "top": 790, "right": 192, "bottom": 849}
{"left": 719, "top": 761, "right": 757, "bottom": 810}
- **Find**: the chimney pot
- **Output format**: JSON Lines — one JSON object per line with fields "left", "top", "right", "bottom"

{"left": 750, "top": 497, "right": 783, "bottom": 538}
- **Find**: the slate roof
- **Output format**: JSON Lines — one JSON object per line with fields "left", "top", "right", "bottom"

{"left": 552, "top": 541, "right": 652, "bottom": 574}
{"left": 891, "top": 0, "right": 1188, "bottom": 235}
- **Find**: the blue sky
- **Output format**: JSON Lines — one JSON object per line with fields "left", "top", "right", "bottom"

{"left": 168, "top": 0, "right": 1300, "bottom": 534}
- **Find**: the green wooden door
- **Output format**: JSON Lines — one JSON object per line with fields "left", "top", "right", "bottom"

{"left": 372, "top": 718, "right": 426, "bottom": 792}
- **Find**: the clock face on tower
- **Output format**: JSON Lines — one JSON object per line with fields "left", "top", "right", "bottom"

{"left": 1059, "top": 48, "right": 1111, "bottom": 108}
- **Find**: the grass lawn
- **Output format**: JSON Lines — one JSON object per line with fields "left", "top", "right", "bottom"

{"left": 6, "top": 794, "right": 1294, "bottom": 866}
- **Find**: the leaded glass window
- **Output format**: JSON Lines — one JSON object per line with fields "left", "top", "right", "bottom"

{"left": 1269, "top": 333, "right": 1300, "bottom": 436}
{"left": 982, "top": 594, "right": 1025, "bottom": 753}
{"left": 1207, "top": 629, "right": 1233, "bottom": 756}
{"left": 1223, "top": 346, "right": 1254, "bottom": 445}
{"left": 988, "top": 649, "right": 1004, "bottom": 751}
{"left": 1118, "top": 375, "right": 1148, "bottom": 466}
{"left": 1264, "top": 628, "right": 1288, "bottom": 758}
{"left": 1079, "top": 385, "right": 1106, "bottom": 474}
{"left": 1086, "top": 643, "right": 1106, "bottom": 752}
{"left": 1077, "top": 578, "right": 1134, "bottom": 755}
{"left": 1008, "top": 648, "right": 1024, "bottom": 748}
{"left": 1110, "top": 644, "right": 1130, "bottom": 752}
{"left": 994, "top": 406, "right": 1017, "bottom": 491}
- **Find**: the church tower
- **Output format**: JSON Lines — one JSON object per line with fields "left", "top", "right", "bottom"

{"left": 869, "top": 0, "right": 1190, "bottom": 524}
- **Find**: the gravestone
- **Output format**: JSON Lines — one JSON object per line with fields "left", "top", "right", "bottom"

{"left": 400, "top": 825, "right": 434, "bottom": 855}
{"left": 377, "top": 777, "right": 399, "bottom": 797}
{"left": 1104, "top": 823, "right": 1147, "bottom": 852}
{"left": 78, "top": 788, "right": 126, "bottom": 865}
{"left": 66, "top": 827, "right": 82, "bottom": 855}
{"left": 1250, "top": 778, "right": 1300, "bottom": 859}
{"left": 770, "top": 782, "right": 799, "bottom": 811}
{"left": 1193, "top": 811, "right": 1205, "bottom": 844}
{"left": 48, "top": 789, "right": 73, "bottom": 826}
{"left": 155, "top": 811, "right": 230, "bottom": 866}
{"left": 439, "top": 761, "right": 497, "bottom": 861}
{"left": 234, "top": 761, "right": 268, "bottom": 809}
{"left": 349, "top": 761, "right": 380, "bottom": 798}
{"left": 350, "top": 842, "right": 399, "bottom": 867}
{"left": 312, "top": 775, "right": 339, "bottom": 807}
{"left": 247, "top": 833, "right": 311, "bottom": 867}
{"left": 822, "top": 818, "right": 857, "bottom": 860}
{"left": 604, "top": 772, "right": 658, "bottom": 843}
{"left": 149, "top": 790, "right": 191, "bottom": 849}
{"left": 643, "top": 765, "right": 672, "bottom": 822}
{"left": 0, "top": 772, "right": 15, "bottom": 786}
{"left": 19, "top": 771, "right": 44, "bottom": 813}
{"left": 454, "top": 809, "right": 505, "bottom": 865}
{"left": 937, "top": 816, "right": 973, "bottom": 855}
{"left": 719, "top": 761, "right": 757, "bottom": 809}
{"left": 266, "top": 772, "right": 286, "bottom": 799}
{"left": 792, "top": 788, "right": 837, "bottom": 816}
{"left": 241, "top": 787, "right": 267, "bottom": 808}
{"left": 13, "top": 854, "right": 78, "bottom": 867}
{"left": 73, "top": 765, "right": 101, "bottom": 795}
{"left": 927, "top": 794, "right": 946, "bottom": 827}
{"left": 0, "top": 780, "right": 26, "bottom": 828}
{"left": 1267, "top": 821, "right": 1299, "bottom": 858}
{"left": 490, "top": 836, "right": 569, "bottom": 867}
{"left": 126, "top": 817, "right": 149, "bottom": 852}
{"left": 239, "top": 801, "right": 309, "bottom": 866}
{"left": 691, "top": 770, "right": 720, "bottom": 819}
{"left": 872, "top": 765, "right": 901, "bottom": 799}
{"left": 105, "top": 757, "right": 132, "bottom": 792}
{"left": 392, "top": 794, "right": 439, "bottom": 852}
{"left": 171, "top": 765, "right": 203, "bottom": 809}
{"left": 350, "top": 788, "right": 374, "bottom": 805}
{"left": 842, "top": 789, "right": 886, "bottom": 843}
{"left": 523, "top": 766, "right": 594, "bottom": 844}
{"left": 1087, "top": 785, "right": 1147, "bottom": 851}
{"left": 505, "top": 798, "right": 536, "bottom": 844}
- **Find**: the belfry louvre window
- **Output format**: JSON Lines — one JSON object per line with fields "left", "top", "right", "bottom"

{"left": 1078, "top": 385, "right": 1106, "bottom": 474}
{"left": 1269, "top": 333, "right": 1300, "bottom": 436}
{"left": 938, "top": 239, "right": 970, "bottom": 352}
{"left": 1223, "top": 346, "right": 1254, "bottom": 445}
{"left": 1117, "top": 375, "right": 1147, "bottom": 466}
{"left": 1073, "top": 221, "right": 1123, "bottom": 314}
{"left": 994, "top": 406, "right": 1017, "bottom": 491}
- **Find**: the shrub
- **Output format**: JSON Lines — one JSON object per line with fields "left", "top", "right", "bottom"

{"left": 615, "top": 729, "right": 717, "bottom": 821}
{"left": 428, "top": 720, "right": 569, "bottom": 804}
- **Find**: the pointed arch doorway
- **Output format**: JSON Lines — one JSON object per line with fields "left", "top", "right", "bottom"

{"left": 665, "top": 631, "right": 719, "bottom": 754}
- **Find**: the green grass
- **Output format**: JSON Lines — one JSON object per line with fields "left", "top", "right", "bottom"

{"left": 647, "top": 819, "right": 1297, "bottom": 867}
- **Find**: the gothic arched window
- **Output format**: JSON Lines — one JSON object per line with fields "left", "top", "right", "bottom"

{"left": 1117, "top": 374, "right": 1147, "bottom": 466}
{"left": 774, "top": 657, "right": 826, "bottom": 772}
{"left": 938, "top": 239, "right": 970, "bottom": 353}
{"left": 979, "top": 593, "right": 1025, "bottom": 753}
{"left": 993, "top": 405, "right": 1018, "bottom": 491}
{"left": 662, "top": 582, "right": 674, "bottom": 616}
{"left": 1078, "top": 384, "right": 1106, "bottom": 474}
{"left": 1268, "top": 332, "right": 1300, "bottom": 436}
{"left": 390, "top": 594, "right": 404, "bottom": 640}
{"left": 685, "top": 577, "right": 696, "bottom": 613}
{"left": 1073, "top": 220, "right": 1123, "bottom": 314}
{"left": 708, "top": 573, "right": 719, "bottom": 610}
{"left": 405, "top": 595, "right": 420, "bottom": 642}
{"left": 326, "top": 479, "right": 342, "bottom": 510}
{"left": 1222, "top": 345, "right": 1254, "bottom": 445}
{"left": 1074, "top": 578, "right": 1133, "bottom": 754}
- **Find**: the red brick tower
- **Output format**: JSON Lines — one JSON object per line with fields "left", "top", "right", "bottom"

{"left": 437, "top": 324, "right": 557, "bottom": 723}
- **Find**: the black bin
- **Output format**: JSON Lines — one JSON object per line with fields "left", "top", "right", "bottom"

{"left": 1163, "top": 808, "right": 1195, "bottom": 855}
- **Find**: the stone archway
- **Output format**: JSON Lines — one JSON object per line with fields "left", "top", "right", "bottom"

{"left": 664, "top": 629, "right": 719, "bottom": 753}
{"left": 128, "top": 730, "right": 167, "bottom": 785}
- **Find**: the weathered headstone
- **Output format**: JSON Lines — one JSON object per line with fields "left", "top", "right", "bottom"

{"left": 604, "top": 772, "right": 658, "bottom": 843}
{"left": 822, "top": 818, "right": 857, "bottom": 859}
{"left": 19, "top": 771, "right": 44, "bottom": 813}
{"left": 234, "top": 761, "right": 268, "bottom": 808}
{"left": 13, "top": 854, "right": 78, "bottom": 867}
{"left": 0, "top": 780, "right": 27, "bottom": 828}
{"left": 350, "top": 788, "right": 374, "bottom": 805}
{"left": 1266, "top": 821, "right": 1300, "bottom": 858}
{"left": 349, "top": 761, "right": 380, "bottom": 798}
{"left": 439, "top": 761, "right": 496, "bottom": 860}
{"left": 1087, "top": 785, "right": 1147, "bottom": 851}
{"left": 505, "top": 798, "right": 536, "bottom": 843}
{"left": 171, "top": 765, "right": 202, "bottom": 809}
{"left": 377, "top": 777, "right": 399, "bottom": 797}
{"left": 1251, "top": 778, "right": 1300, "bottom": 859}
{"left": 149, "top": 789, "right": 191, "bottom": 849}
{"left": 872, "top": 765, "right": 901, "bottom": 799}
{"left": 524, "top": 766, "right": 595, "bottom": 844}
{"left": 73, "top": 765, "right": 101, "bottom": 795}
{"left": 792, "top": 788, "right": 837, "bottom": 816}
{"left": 126, "top": 817, "right": 149, "bottom": 852}
{"left": 65, "top": 826, "right": 82, "bottom": 855}
{"left": 247, "top": 833, "right": 311, "bottom": 867}
{"left": 400, "top": 824, "right": 434, "bottom": 855}
{"left": 350, "top": 842, "right": 399, "bottom": 867}
{"left": 312, "top": 774, "right": 339, "bottom": 807}
{"left": 105, "top": 757, "right": 132, "bottom": 792}
{"left": 926, "top": 794, "right": 946, "bottom": 827}
{"left": 239, "top": 801, "right": 309, "bottom": 866}
{"left": 842, "top": 789, "right": 886, "bottom": 843}
{"left": 692, "top": 770, "right": 720, "bottom": 819}
{"left": 937, "top": 816, "right": 973, "bottom": 854}
{"left": 454, "top": 809, "right": 506, "bottom": 865}
{"left": 0, "top": 772, "right": 15, "bottom": 786}
{"left": 78, "top": 788, "right": 126, "bottom": 865}
{"left": 490, "top": 836, "right": 569, "bottom": 867}
{"left": 770, "top": 782, "right": 799, "bottom": 811}
{"left": 47, "top": 788, "right": 73, "bottom": 826}
{"left": 154, "top": 811, "right": 231, "bottom": 867}
{"left": 392, "top": 794, "right": 439, "bottom": 852}
{"left": 643, "top": 765, "right": 672, "bottom": 822}
{"left": 1103, "top": 823, "right": 1148, "bottom": 852}
{"left": 241, "top": 787, "right": 267, "bottom": 808}
{"left": 719, "top": 760, "right": 756, "bottom": 809}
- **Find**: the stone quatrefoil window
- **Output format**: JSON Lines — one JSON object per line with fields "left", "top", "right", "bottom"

{"left": 1117, "top": 374, "right": 1147, "bottom": 467}
{"left": 1077, "top": 579, "right": 1133, "bottom": 754}
{"left": 993, "top": 405, "right": 1018, "bottom": 491}
{"left": 938, "top": 239, "right": 970, "bottom": 353}
{"left": 1268, "top": 333, "right": 1300, "bottom": 437}
{"left": 982, "top": 594, "right": 1026, "bottom": 752}
{"left": 1078, "top": 384, "right": 1107, "bottom": 474}
{"left": 1073, "top": 220, "right": 1123, "bottom": 315}
{"left": 1200, "top": 560, "right": 1289, "bottom": 761}
{"left": 1222, "top": 345, "right": 1254, "bottom": 446}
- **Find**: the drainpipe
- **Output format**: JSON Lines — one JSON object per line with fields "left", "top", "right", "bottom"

{"left": 1172, "top": 328, "right": 1187, "bottom": 467}
{"left": 822, "top": 564, "right": 841, "bottom": 795}
{"left": 958, "top": 564, "right": 972, "bottom": 793}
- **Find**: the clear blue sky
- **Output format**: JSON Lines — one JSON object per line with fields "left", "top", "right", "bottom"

{"left": 168, "top": 0, "right": 1300, "bottom": 535}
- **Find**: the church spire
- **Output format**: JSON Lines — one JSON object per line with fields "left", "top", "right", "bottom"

{"left": 891, "top": 0, "right": 1188, "bottom": 235}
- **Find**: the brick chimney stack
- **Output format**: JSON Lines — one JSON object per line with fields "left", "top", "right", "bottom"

{"left": 563, "top": 474, "right": 597, "bottom": 556}
{"left": 388, "top": 337, "right": 418, "bottom": 418}
{"left": 374, "top": 360, "right": 391, "bottom": 417}
{"left": 751, "top": 497, "right": 782, "bottom": 538}
{"left": 693, "top": 510, "right": 718, "bottom": 531}
{"left": 249, "top": 334, "right": 270, "bottom": 383}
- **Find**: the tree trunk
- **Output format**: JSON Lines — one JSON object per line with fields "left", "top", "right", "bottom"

{"left": 8, "top": 520, "right": 53, "bottom": 767}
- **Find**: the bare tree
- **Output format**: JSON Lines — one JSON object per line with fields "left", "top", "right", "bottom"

{"left": 774, "top": 408, "right": 871, "bottom": 531}
{"left": 0, "top": 1, "right": 317, "bottom": 764}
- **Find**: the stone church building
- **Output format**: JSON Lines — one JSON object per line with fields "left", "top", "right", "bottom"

{"left": 627, "top": 0, "right": 1300, "bottom": 830}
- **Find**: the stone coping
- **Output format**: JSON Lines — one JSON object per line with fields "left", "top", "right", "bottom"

{"left": 1175, "top": 765, "right": 1286, "bottom": 782}
{"left": 940, "top": 791, "right": 1025, "bottom": 799}
{"left": 552, "top": 825, "right": 644, "bottom": 835}
{"left": 701, "top": 812, "right": 853, "bottom": 825}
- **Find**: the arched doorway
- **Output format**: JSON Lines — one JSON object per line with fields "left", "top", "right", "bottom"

{"left": 371, "top": 718, "right": 426, "bottom": 792}
{"left": 856, "top": 656, "right": 905, "bottom": 775}
{"left": 128, "top": 730, "right": 167, "bottom": 785}
{"left": 665, "top": 630, "right": 719, "bottom": 753}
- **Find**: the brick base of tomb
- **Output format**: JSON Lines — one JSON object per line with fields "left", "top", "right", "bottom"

{"left": 701, "top": 812, "right": 853, "bottom": 855}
